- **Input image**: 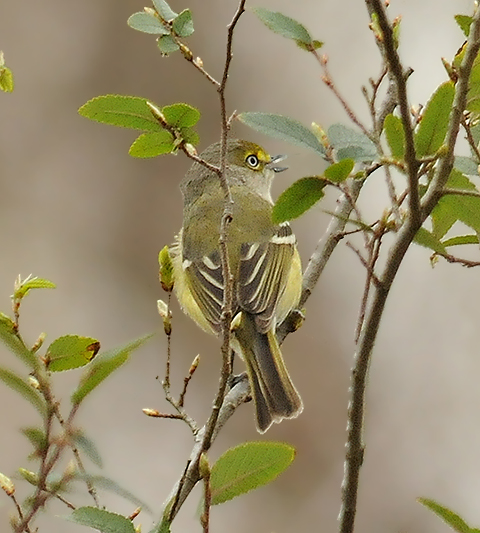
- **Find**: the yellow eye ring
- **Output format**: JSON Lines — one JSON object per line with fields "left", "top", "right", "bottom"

{"left": 245, "top": 153, "right": 260, "bottom": 169}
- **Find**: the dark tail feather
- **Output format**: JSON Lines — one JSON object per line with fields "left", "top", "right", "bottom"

{"left": 235, "top": 313, "right": 303, "bottom": 433}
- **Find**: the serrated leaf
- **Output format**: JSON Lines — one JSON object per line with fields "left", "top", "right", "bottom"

{"left": 0, "top": 317, "right": 38, "bottom": 369}
{"left": 129, "top": 131, "right": 175, "bottom": 158}
{"left": 21, "top": 427, "right": 47, "bottom": 454}
{"left": 418, "top": 498, "right": 474, "bottom": 533}
{"left": 127, "top": 12, "right": 169, "bottom": 35}
{"left": 0, "top": 66, "right": 14, "bottom": 93}
{"left": 273, "top": 177, "right": 327, "bottom": 223}
{"left": 65, "top": 507, "right": 135, "bottom": 533}
{"left": 71, "top": 334, "right": 153, "bottom": 405}
{"left": 252, "top": 8, "right": 317, "bottom": 49}
{"left": 414, "top": 227, "right": 447, "bottom": 254}
{"left": 153, "top": 0, "right": 177, "bottom": 21}
{"left": 78, "top": 475, "right": 152, "bottom": 514}
{"left": 172, "top": 9, "right": 194, "bottom": 38}
{"left": 162, "top": 103, "right": 200, "bottom": 128}
{"left": 0, "top": 368, "right": 46, "bottom": 415}
{"left": 442, "top": 234, "right": 479, "bottom": 247}
{"left": 455, "top": 15, "right": 473, "bottom": 37}
{"left": 384, "top": 114, "right": 405, "bottom": 159}
{"left": 455, "top": 156, "right": 479, "bottom": 175}
{"left": 14, "top": 276, "right": 56, "bottom": 299}
{"left": 328, "top": 124, "right": 377, "bottom": 162}
{"left": 45, "top": 335, "right": 100, "bottom": 372}
{"left": 157, "top": 35, "right": 179, "bottom": 55}
{"left": 71, "top": 431, "right": 103, "bottom": 468}
{"left": 79, "top": 95, "right": 162, "bottom": 131}
{"left": 210, "top": 441, "right": 295, "bottom": 505}
{"left": 238, "top": 112, "right": 325, "bottom": 155}
{"left": 324, "top": 159, "right": 354, "bottom": 182}
{"left": 433, "top": 169, "right": 480, "bottom": 237}
{"left": 415, "top": 81, "right": 455, "bottom": 157}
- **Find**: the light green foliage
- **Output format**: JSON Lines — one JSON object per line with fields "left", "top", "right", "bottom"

{"left": 384, "top": 114, "right": 406, "bottom": 159}
{"left": 324, "top": 159, "right": 355, "bottom": 182}
{"left": 0, "top": 315, "right": 38, "bottom": 369}
{"left": 159, "top": 246, "right": 175, "bottom": 292}
{"left": 13, "top": 276, "right": 56, "bottom": 300}
{"left": 129, "top": 131, "right": 175, "bottom": 158}
{"left": 79, "top": 95, "right": 163, "bottom": 131}
{"left": 414, "top": 81, "right": 455, "bottom": 157}
{"left": 328, "top": 124, "right": 377, "bottom": 162}
{"left": 157, "top": 35, "right": 179, "bottom": 55}
{"left": 433, "top": 170, "right": 480, "bottom": 237}
{"left": 238, "top": 112, "right": 325, "bottom": 155}
{"left": 0, "top": 368, "right": 46, "bottom": 415}
{"left": 273, "top": 177, "right": 327, "bottom": 223}
{"left": 153, "top": 0, "right": 177, "bottom": 21}
{"left": 252, "top": 8, "right": 322, "bottom": 51}
{"left": 455, "top": 14, "right": 473, "bottom": 37}
{"left": 413, "top": 227, "right": 447, "bottom": 255}
{"left": 71, "top": 431, "right": 103, "bottom": 467}
{"left": 71, "top": 334, "right": 153, "bottom": 405}
{"left": 442, "top": 234, "right": 478, "bottom": 247}
{"left": 79, "top": 97, "right": 200, "bottom": 157}
{"left": 21, "top": 427, "right": 47, "bottom": 456}
{"left": 65, "top": 507, "right": 136, "bottom": 533}
{"left": 127, "top": 12, "right": 169, "bottom": 35}
{"left": 45, "top": 335, "right": 100, "bottom": 372}
{"left": 0, "top": 51, "right": 14, "bottom": 93}
{"left": 210, "top": 441, "right": 295, "bottom": 505}
{"left": 455, "top": 156, "right": 479, "bottom": 175}
{"left": 172, "top": 9, "right": 194, "bottom": 38}
{"left": 418, "top": 498, "right": 480, "bottom": 533}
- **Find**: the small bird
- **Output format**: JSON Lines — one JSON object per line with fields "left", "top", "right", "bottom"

{"left": 171, "top": 139, "right": 303, "bottom": 433}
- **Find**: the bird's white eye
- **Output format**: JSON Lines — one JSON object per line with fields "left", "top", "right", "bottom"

{"left": 245, "top": 153, "right": 260, "bottom": 168}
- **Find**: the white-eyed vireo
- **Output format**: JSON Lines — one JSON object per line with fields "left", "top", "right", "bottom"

{"left": 171, "top": 139, "right": 303, "bottom": 433}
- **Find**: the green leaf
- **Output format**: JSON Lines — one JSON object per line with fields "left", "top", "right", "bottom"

{"left": 252, "top": 8, "right": 321, "bottom": 50}
{"left": 21, "top": 427, "right": 47, "bottom": 454}
{"left": 414, "top": 81, "right": 455, "bottom": 157}
{"left": 455, "top": 156, "right": 479, "bottom": 176}
{"left": 71, "top": 334, "right": 153, "bottom": 405}
{"left": 180, "top": 127, "right": 199, "bottom": 146}
{"left": 129, "top": 131, "right": 175, "bottom": 158}
{"left": 328, "top": 124, "right": 377, "bottom": 162}
{"left": 65, "top": 507, "right": 135, "bottom": 533}
{"left": 172, "top": 9, "right": 194, "bottom": 38}
{"left": 210, "top": 441, "right": 295, "bottom": 505}
{"left": 466, "top": 52, "right": 480, "bottom": 114}
{"left": 273, "top": 177, "right": 326, "bottom": 223}
{"left": 162, "top": 103, "right": 200, "bottom": 128}
{"left": 442, "top": 234, "right": 479, "bottom": 247}
{"left": 238, "top": 112, "right": 325, "bottom": 155}
{"left": 418, "top": 498, "right": 475, "bottom": 533}
{"left": 414, "top": 228, "right": 447, "bottom": 254}
{"left": 79, "top": 95, "right": 162, "bottom": 131}
{"left": 384, "top": 114, "right": 405, "bottom": 159}
{"left": 324, "top": 159, "right": 354, "bottom": 182}
{"left": 157, "top": 35, "right": 179, "bottom": 55}
{"left": 127, "top": 12, "right": 169, "bottom": 35}
{"left": 14, "top": 276, "right": 56, "bottom": 299}
{"left": 71, "top": 431, "right": 103, "bottom": 468}
{"left": 45, "top": 335, "right": 100, "bottom": 372}
{"left": 0, "top": 66, "right": 14, "bottom": 93}
{"left": 455, "top": 15, "right": 473, "bottom": 37}
{"left": 78, "top": 475, "right": 152, "bottom": 514}
{"left": 152, "top": 0, "right": 177, "bottom": 21}
{"left": 273, "top": 177, "right": 327, "bottom": 223}
{"left": 434, "top": 169, "right": 480, "bottom": 236}
{"left": 0, "top": 316, "right": 38, "bottom": 369}
{"left": 0, "top": 368, "right": 46, "bottom": 415}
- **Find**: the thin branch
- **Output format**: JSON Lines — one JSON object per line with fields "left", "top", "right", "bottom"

{"left": 366, "top": 0, "right": 421, "bottom": 225}
{"left": 461, "top": 115, "right": 480, "bottom": 162}
{"left": 435, "top": 252, "right": 480, "bottom": 268}
{"left": 338, "top": 7, "right": 480, "bottom": 533}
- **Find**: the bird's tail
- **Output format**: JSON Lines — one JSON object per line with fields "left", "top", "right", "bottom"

{"left": 233, "top": 312, "right": 303, "bottom": 433}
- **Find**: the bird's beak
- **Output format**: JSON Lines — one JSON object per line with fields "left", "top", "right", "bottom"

{"left": 267, "top": 154, "right": 288, "bottom": 173}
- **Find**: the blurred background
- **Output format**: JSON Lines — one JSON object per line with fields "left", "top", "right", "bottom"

{"left": 1, "top": 0, "right": 479, "bottom": 531}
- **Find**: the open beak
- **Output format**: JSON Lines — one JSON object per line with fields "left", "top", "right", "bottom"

{"left": 267, "top": 154, "right": 288, "bottom": 173}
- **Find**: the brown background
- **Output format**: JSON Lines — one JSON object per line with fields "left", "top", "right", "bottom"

{"left": 1, "top": 0, "right": 478, "bottom": 532}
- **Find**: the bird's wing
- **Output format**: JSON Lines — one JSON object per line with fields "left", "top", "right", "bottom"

{"left": 237, "top": 222, "right": 296, "bottom": 333}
